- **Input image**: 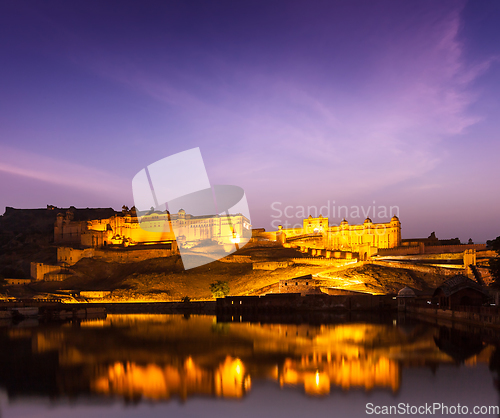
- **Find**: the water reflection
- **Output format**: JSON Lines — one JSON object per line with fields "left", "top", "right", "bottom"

{"left": 0, "top": 314, "right": 497, "bottom": 403}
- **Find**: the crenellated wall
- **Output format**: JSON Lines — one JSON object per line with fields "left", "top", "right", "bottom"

{"left": 253, "top": 261, "right": 291, "bottom": 270}
{"left": 290, "top": 258, "right": 358, "bottom": 266}
{"left": 378, "top": 243, "right": 486, "bottom": 257}
{"left": 93, "top": 248, "right": 175, "bottom": 263}
{"left": 423, "top": 244, "right": 486, "bottom": 254}
{"left": 219, "top": 255, "right": 253, "bottom": 263}
{"left": 378, "top": 245, "right": 423, "bottom": 256}
{"left": 279, "top": 277, "right": 319, "bottom": 295}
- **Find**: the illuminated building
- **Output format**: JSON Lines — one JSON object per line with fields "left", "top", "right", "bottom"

{"left": 275, "top": 215, "right": 401, "bottom": 254}
{"left": 54, "top": 207, "right": 251, "bottom": 249}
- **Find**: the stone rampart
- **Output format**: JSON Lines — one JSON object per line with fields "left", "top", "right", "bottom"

{"left": 279, "top": 277, "right": 318, "bottom": 295}
{"left": 377, "top": 243, "right": 486, "bottom": 257}
{"left": 244, "top": 239, "right": 283, "bottom": 248}
{"left": 44, "top": 272, "right": 73, "bottom": 282}
{"left": 423, "top": 244, "right": 486, "bottom": 254}
{"left": 253, "top": 231, "right": 277, "bottom": 241}
{"left": 80, "top": 291, "right": 111, "bottom": 299}
{"left": 57, "top": 246, "right": 175, "bottom": 264}
{"left": 57, "top": 247, "right": 94, "bottom": 265}
{"left": 290, "top": 258, "right": 358, "bottom": 267}
{"left": 377, "top": 246, "right": 422, "bottom": 256}
{"left": 220, "top": 255, "right": 253, "bottom": 263}
{"left": 217, "top": 294, "right": 396, "bottom": 312}
{"left": 478, "top": 250, "right": 497, "bottom": 258}
{"left": 5, "top": 279, "right": 31, "bottom": 285}
{"left": 379, "top": 253, "right": 464, "bottom": 261}
{"left": 30, "top": 262, "right": 62, "bottom": 281}
{"left": 253, "top": 261, "right": 291, "bottom": 271}
{"left": 92, "top": 248, "right": 174, "bottom": 263}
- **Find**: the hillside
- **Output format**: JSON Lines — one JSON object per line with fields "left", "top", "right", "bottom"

{"left": 3, "top": 245, "right": 446, "bottom": 301}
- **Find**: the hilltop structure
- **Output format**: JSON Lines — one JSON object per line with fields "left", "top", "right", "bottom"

{"left": 54, "top": 206, "right": 251, "bottom": 249}
{"left": 267, "top": 215, "right": 401, "bottom": 256}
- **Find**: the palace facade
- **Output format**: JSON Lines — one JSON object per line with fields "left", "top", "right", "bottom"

{"left": 279, "top": 215, "right": 401, "bottom": 252}
{"left": 54, "top": 207, "right": 251, "bottom": 249}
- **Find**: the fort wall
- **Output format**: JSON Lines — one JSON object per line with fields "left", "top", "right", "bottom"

{"left": 290, "top": 258, "right": 358, "bottom": 267}
{"left": 219, "top": 255, "right": 253, "bottom": 263}
{"left": 57, "top": 246, "right": 176, "bottom": 265}
{"left": 299, "top": 247, "right": 355, "bottom": 259}
{"left": 377, "top": 245, "right": 422, "bottom": 256}
{"left": 378, "top": 243, "right": 486, "bottom": 256}
{"left": 5, "top": 278, "right": 31, "bottom": 285}
{"left": 245, "top": 239, "right": 284, "bottom": 248}
{"left": 279, "top": 277, "right": 319, "bottom": 295}
{"left": 57, "top": 247, "right": 94, "bottom": 265}
{"left": 422, "top": 244, "right": 486, "bottom": 254}
{"left": 217, "top": 294, "right": 397, "bottom": 312}
{"left": 477, "top": 250, "right": 497, "bottom": 258}
{"left": 30, "top": 262, "right": 63, "bottom": 281}
{"left": 93, "top": 248, "right": 174, "bottom": 263}
{"left": 253, "top": 261, "right": 291, "bottom": 271}
{"left": 80, "top": 291, "right": 111, "bottom": 299}
{"left": 379, "top": 252, "right": 464, "bottom": 261}
{"left": 44, "top": 272, "right": 72, "bottom": 282}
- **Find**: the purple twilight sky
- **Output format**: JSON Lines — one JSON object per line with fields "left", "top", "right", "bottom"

{"left": 0, "top": 0, "right": 499, "bottom": 242}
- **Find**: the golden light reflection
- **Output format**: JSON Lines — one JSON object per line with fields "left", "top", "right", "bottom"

{"left": 93, "top": 361, "right": 197, "bottom": 400}
{"left": 281, "top": 354, "right": 399, "bottom": 395}
{"left": 7, "top": 314, "right": 494, "bottom": 402}
{"left": 91, "top": 356, "right": 251, "bottom": 400}
{"left": 215, "top": 357, "right": 250, "bottom": 398}
{"left": 303, "top": 371, "right": 330, "bottom": 396}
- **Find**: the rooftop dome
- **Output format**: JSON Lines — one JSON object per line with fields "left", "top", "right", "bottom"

{"left": 398, "top": 286, "right": 416, "bottom": 298}
{"left": 364, "top": 217, "right": 372, "bottom": 223}
{"left": 391, "top": 215, "right": 400, "bottom": 222}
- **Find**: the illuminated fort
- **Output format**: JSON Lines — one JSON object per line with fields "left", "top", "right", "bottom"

{"left": 269, "top": 215, "right": 401, "bottom": 253}
{"left": 54, "top": 206, "right": 251, "bottom": 249}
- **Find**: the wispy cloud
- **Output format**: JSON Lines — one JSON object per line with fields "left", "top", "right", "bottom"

{"left": 0, "top": 145, "right": 128, "bottom": 199}
{"left": 60, "top": 2, "right": 496, "bottom": 203}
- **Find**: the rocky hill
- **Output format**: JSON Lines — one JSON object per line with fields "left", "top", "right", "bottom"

{"left": 3, "top": 246, "right": 446, "bottom": 301}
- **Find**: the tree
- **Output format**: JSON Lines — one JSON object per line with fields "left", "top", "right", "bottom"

{"left": 488, "top": 236, "right": 500, "bottom": 288}
{"left": 209, "top": 280, "right": 230, "bottom": 298}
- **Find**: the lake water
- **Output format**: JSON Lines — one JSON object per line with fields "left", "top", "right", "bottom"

{"left": 0, "top": 313, "right": 499, "bottom": 417}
